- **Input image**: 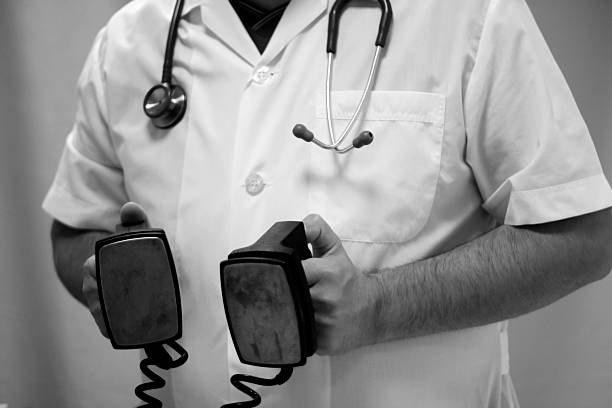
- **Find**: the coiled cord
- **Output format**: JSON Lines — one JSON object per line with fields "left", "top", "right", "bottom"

{"left": 135, "top": 341, "right": 189, "bottom": 408}
{"left": 221, "top": 367, "right": 293, "bottom": 408}
{"left": 135, "top": 357, "right": 166, "bottom": 408}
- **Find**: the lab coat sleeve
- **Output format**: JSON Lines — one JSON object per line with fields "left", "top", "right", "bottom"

{"left": 464, "top": 0, "right": 612, "bottom": 225}
{"left": 42, "top": 27, "right": 127, "bottom": 232}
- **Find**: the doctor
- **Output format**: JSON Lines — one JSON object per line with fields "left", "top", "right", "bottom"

{"left": 46, "top": 0, "right": 612, "bottom": 407}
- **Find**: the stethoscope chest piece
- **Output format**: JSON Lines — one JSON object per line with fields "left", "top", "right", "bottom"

{"left": 143, "top": 83, "right": 187, "bottom": 129}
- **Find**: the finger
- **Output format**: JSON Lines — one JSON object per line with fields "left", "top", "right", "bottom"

{"left": 302, "top": 214, "right": 342, "bottom": 257}
{"left": 82, "top": 272, "right": 109, "bottom": 338}
{"left": 302, "top": 258, "right": 326, "bottom": 286}
{"left": 90, "top": 304, "right": 109, "bottom": 338}
{"left": 82, "top": 273, "right": 99, "bottom": 307}
{"left": 306, "top": 283, "right": 334, "bottom": 314}
{"left": 81, "top": 256, "right": 100, "bottom": 312}
{"left": 311, "top": 314, "right": 335, "bottom": 356}
{"left": 83, "top": 255, "right": 96, "bottom": 278}
{"left": 117, "top": 201, "right": 150, "bottom": 232}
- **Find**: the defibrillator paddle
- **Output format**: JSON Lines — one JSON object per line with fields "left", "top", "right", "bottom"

{"left": 220, "top": 221, "right": 316, "bottom": 407}
{"left": 95, "top": 202, "right": 188, "bottom": 407}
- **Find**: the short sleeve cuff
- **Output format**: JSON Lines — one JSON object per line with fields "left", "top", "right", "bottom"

{"left": 42, "top": 185, "right": 121, "bottom": 232}
{"left": 42, "top": 135, "right": 126, "bottom": 232}
{"left": 500, "top": 174, "right": 612, "bottom": 226}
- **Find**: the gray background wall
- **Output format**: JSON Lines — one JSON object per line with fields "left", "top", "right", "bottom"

{"left": 0, "top": 1, "right": 610, "bottom": 407}
{"left": 0, "top": 2, "right": 139, "bottom": 407}
{"left": 509, "top": 2, "right": 612, "bottom": 408}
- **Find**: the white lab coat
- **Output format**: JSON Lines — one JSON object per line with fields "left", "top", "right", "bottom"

{"left": 43, "top": 0, "right": 612, "bottom": 407}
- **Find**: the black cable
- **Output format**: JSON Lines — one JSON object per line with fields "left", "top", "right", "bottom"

{"left": 221, "top": 367, "right": 293, "bottom": 408}
{"left": 134, "top": 341, "right": 189, "bottom": 408}
{"left": 135, "top": 357, "right": 166, "bottom": 408}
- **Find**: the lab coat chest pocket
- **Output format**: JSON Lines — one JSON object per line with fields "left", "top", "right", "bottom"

{"left": 307, "top": 91, "right": 446, "bottom": 243}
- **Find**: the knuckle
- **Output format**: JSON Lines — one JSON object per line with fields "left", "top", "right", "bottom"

{"left": 82, "top": 278, "right": 98, "bottom": 295}
{"left": 83, "top": 255, "right": 96, "bottom": 267}
{"left": 313, "top": 295, "right": 336, "bottom": 314}
{"left": 83, "top": 256, "right": 97, "bottom": 276}
{"left": 305, "top": 212, "right": 321, "bottom": 220}
{"left": 304, "top": 213, "right": 323, "bottom": 225}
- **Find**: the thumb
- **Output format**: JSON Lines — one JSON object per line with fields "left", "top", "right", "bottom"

{"left": 117, "top": 202, "right": 150, "bottom": 232}
{"left": 302, "top": 214, "right": 342, "bottom": 258}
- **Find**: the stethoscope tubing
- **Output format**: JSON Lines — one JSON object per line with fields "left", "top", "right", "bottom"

{"left": 162, "top": 0, "right": 185, "bottom": 84}
{"left": 293, "top": 0, "right": 392, "bottom": 154}
{"left": 319, "top": 46, "right": 382, "bottom": 154}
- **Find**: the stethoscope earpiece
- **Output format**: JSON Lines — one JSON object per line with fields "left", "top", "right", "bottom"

{"left": 292, "top": 124, "right": 315, "bottom": 142}
{"left": 293, "top": 124, "right": 373, "bottom": 150}
{"left": 143, "top": 83, "right": 187, "bottom": 129}
{"left": 353, "top": 131, "right": 373, "bottom": 149}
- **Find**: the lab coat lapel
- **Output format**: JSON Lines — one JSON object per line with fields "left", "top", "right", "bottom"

{"left": 198, "top": 0, "right": 261, "bottom": 66}
{"left": 260, "top": 0, "right": 328, "bottom": 65}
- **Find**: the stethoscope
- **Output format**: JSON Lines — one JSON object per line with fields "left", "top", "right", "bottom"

{"left": 143, "top": 0, "right": 393, "bottom": 154}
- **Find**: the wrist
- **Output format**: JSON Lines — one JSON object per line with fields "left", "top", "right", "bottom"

{"left": 365, "top": 262, "right": 423, "bottom": 345}
{"left": 357, "top": 271, "right": 386, "bottom": 348}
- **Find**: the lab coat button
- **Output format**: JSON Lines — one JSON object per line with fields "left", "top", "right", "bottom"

{"left": 252, "top": 66, "right": 271, "bottom": 84}
{"left": 245, "top": 173, "right": 265, "bottom": 195}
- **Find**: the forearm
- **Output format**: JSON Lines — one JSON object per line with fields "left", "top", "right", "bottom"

{"left": 371, "top": 209, "right": 612, "bottom": 343}
{"left": 50, "top": 220, "right": 110, "bottom": 305}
